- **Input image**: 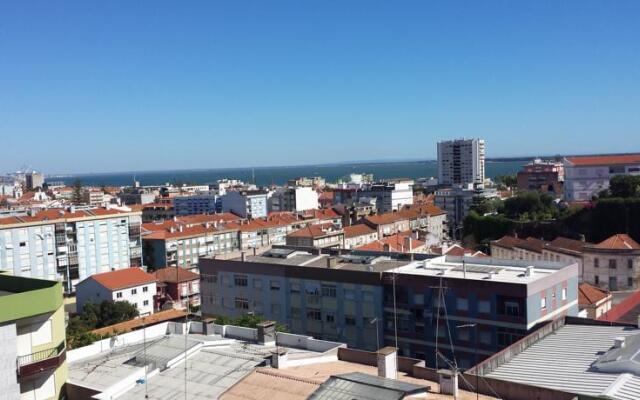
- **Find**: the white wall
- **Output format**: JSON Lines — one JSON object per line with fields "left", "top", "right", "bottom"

{"left": 111, "top": 282, "right": 157, "bottom": 316}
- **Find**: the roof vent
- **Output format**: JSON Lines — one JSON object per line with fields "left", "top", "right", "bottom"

{"left": 614, "top": 337, "right": 626, "bottom": 349}
{"left": 525, "top": 266, "right": 535, "bottom": 278}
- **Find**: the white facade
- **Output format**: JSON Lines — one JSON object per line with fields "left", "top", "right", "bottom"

{"left": 220, "top": 191, "right": 268, "bottom": 219}
{"left": 437, "top": 138, "right": 485, "bottom": 186}
{"left": 362, "top": 180, "right": 414, "bottom": 213}
{"left": 563, "top": 156, "right": 640, "bottom": 201}
{"left": 76, "top": 278, "right": 156, "bottom": 316}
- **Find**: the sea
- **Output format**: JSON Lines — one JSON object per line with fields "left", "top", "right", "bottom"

{"left": 47, "top": 160, "right": 527, "bottom": 187}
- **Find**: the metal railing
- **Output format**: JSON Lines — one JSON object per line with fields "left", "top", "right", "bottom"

{"left": 16, "top": 342, "right": 65, "bottom": 369}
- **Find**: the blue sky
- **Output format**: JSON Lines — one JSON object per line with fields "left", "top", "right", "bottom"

{"left": 1, "top": 1, "right": 639, "bottom": 174}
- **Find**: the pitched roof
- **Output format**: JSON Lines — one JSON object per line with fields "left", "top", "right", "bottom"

{"left": 591, "top": 234, "right": 640, "bottom": 250}
{"left": 491, "top": 235, "right": 524, "bottom": 249}
{"left": 364, "top": 212, "right": 409, "bottom": 226}
{"left": 0, "top": 207, "right": 135, "bottom": 226}
{"left": 153, "top": 267, "right": 199, "bottom": 283}
{"left": 565, "top": 154, "right": 640, "bottom": 167}
{"left": 438, "top": 244, "right": 488, "bottom": 257}
{"left": 221, "top": 368, "right": 320, "bottom": 400}
{"left": 514, "top": 237, "right": 547, "bottom": 253}
{"left": 546, "top": 237, "right": 588, "bottom": 254}
{"left": 287, "top": 224, "right": 342, "bottom": 239}
{"left": 87, "top": 267, "right": 156, "bottom": 291}
{"left": 343, "top": 224, "right": 377, "bottom": 238}
{"left": 355, "top": 232, "right": 425, "bottom": 253}
{"left": 578, "top": 283, "right": 610, "bottom": 307}
{"left": 91, "top": 309, "right": 187, "bottom": 337}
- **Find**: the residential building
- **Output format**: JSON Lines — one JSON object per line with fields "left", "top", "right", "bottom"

{"left": 270, "top": 186, "right": 319, "bottom": 212}
{"left": 237, "top": 213, "right": 309, "bottom": 250}
{"left": 221, "top": 190, "right": 268, "bottom": 219}
{"left": 542, "top": 236, "right": 588, "bottom": 280}
{"left": 0, "top": 273, "right": 67, "bottom": 400}
{"left": 433, "top": 186, "right": 475, "bottom": 235}
{"left": 25, "top": 171, "right": 45, "bottom": 190}
{"left": 0, "top": 207, "right": 143, "bottom": 293}
{"left": 582, "top": 234, "right": 640, "bottom": 291}
{"left": 516, "top": 159, "right": 564, "bottom": 194}
{"left": 285, "top": 224, "right": 344, "bottom": 249}
{"left": 597, "top": 289, "right": 640, "bottom": 325}
{"left": 355, "top": 231, "right": 426, "bottom": 253}
{"left": 399, "top": 204, "right": 449, "bottom": 244}
{"left": 153, "top": 267, "right": 200, "bottom": 310}
{"left": 82, "top": 189, "right": 105, "bottom": 206}
{"left": 478, "top": 318, "right": 640, "bottom": 400}
{"left": 360, "top": 180, "right": 414, "bottom": 213}
{"left": 200, "top": 248, "right": 578, "bottom": 367}
{"left": 299, "top": 208, "right": 343, "bottom": 227}
{"left": 343, "top": 224, "right": 378, "bottom": 249}
{"left": 173, "top": 192, "right": 219, "bottom": 215}
{"left": 142, "top": 213, "right": 242, "bottom": 271}
{"left": 139, "top": 202, "right": 175, "bottom": 222}
{"left": 287, "top": 176, "right": 326, "bottom": 187}
{"left": 437, "top": 138, "right": 485, "bottom": 186}
{"left": 578, "top": 282, "right": 612, "bottom": 319}
{"left": 564, "top": 153, "right": 640, "bottom": 201}
{"left": 75, "top": 267, "right": 157, "bottom": 316}
{"left": 362, "top": 212, "right": 410, "bottom": 238}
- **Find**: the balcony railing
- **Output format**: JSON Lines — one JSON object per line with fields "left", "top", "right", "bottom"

{"left": 17, "top": 342, "right": 66, "bottom": 377}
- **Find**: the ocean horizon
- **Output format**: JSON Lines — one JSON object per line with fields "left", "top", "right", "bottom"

{"left": 47, "top": 159, "right": 528, "bottom": 188}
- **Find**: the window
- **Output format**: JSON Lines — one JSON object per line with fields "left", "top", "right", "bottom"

{"left": 271, "top": 304, "right": 281, "bottom": 315}
{"left": 253, "top": 279, "right": 262, "bottom": 289}
{"left": 131, "top": 288, "right": 137, "bottom": 295}
{"left": 595, "top": 275, "right": 600, "bottom": 285}
{"left": 478, "top": 300, "right": 490, "bottom": 314}
{"left": 362, "top": 291, "right": 374, "bottom": 302}
{"left": 609, "top": 259, "right": 617, "bottom": 269}
{"left": 270, "top": 280, "right": 280, "bottom": 291}
{"left": 234, "top": 297, "right": 249, "bottom": 310}
{"left": 116, "top": 292, "right": 123, "bottom": 299}
{"left": 413, "top": 293, "right": 424, "bottom": 305}
{"left": 479, "top": 330, "right": 492, "bottom": 345}
{"left": 628, "top": 277, "right": 634, "bottom": 288}
{"left": 457, "top": 298, "right": 469, "bottom": 311}
{"left": 540, "top": 297, "right": 547, "bottom": 309}
{"left": 234, "top": 274, "right": 248, "bottom": 287}
{"left": 629, "top": 259, "right": 634, "bottom": 269}
{"left": 143, "top": 300, "right": 149, "bottom": 306}
{"left": 143, "top": 286, "right": 148, "bottom": 293}
{"left": 344, "top": 289, "right": 356, "bottom": 300}
{"left": 321, "top": 284, "right": 337, "bottom": 298}
{"left": 345, "top": 315, "right": 357, "bottom": 326}
{"left": 290, "top": 282, "right": 301, "bottom": 294}
{"left": 594, "top": 258, "right": 599, "bottom": 268}
{"left": 325, "top": 313, "right": 335, "bottom": 323}
{"left": 562, "top": 288, "right": 567, "bottom": 301}
{"left": 505, "top": 301, "right": 521, "bottom": 316}
{"left": 291, "top": 307, "right": 301, "bottom": 318}
{"left": 306, "top": 308, "right": 322, "bottom": 321}
{"left": 458, "top": 327, "right": 470, "bottom": 342}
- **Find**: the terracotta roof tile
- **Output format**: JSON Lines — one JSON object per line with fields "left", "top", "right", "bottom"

{"left": 491, "top": 235, "right": 525, "bottom": 249}
{"left": 343, "top": 224, "right": 377, "bottom": 238}
{"left": 578, "top": 283, "right": 610, "bottom": 307}
{"left": 590, "top": 234, "right": 640, "bottom": 250}
{"left": 287, "top": 224, "right": 342, "bottom": 239}
{"left": 153, "top": 267, "right": 199, "bottom": 283}
{"left": 545, "top": 237, "right": 588, "bottom": 254}
{"left": 514, "top": 237, "right": 547, "bottom": 253}
{"left": 87, "top": 267, "right": 156, "bottom": 291}
{"left": 565, "top": 154, "right": 640, "bottom": 166}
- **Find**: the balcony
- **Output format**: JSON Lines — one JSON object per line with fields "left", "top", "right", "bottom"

{"left": 16, "top": 342, "right": 66, "bottom": 378}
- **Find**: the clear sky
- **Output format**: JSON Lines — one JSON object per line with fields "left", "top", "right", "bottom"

{"left": 1, "top": 1, "right": 639, "bottom": 174}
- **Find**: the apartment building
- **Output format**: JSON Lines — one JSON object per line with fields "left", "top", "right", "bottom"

{"left": 343, "top": 224, "right": 378, "bottom": 249}
{"left": 173, "top": 193, "right": 219, "bottom": 216}
{"left": 25, "top": 171, "right": 45, "bottom": 191}
{"left": 437, "top": 138, "right": 485, "bottom": 186}
{"left": 142, "top": 213, "right": 242, "bottom": 271}
{"left": 360, "top": 180, "right": 414, "bottom": 213}
{"left": 237, "top": 213, "right": 308, "bottom": 250}
{"left": 220, "top": 190, "right": 268, "bottom": 219}
{"left": 76, "top": 267, "right": 157, "bottom": 316}
{"left": 199, "top": 248, "right": 578, "bottom": 367}
{"left": 362, "top": 213, "right": 411, "bottom": 238}
{"left": 564, "top": 154, "right": 640, "bottom": 201}
{"left": 82, "top": 189, "right": 106, "bottom": 206}
{"left": 269, "top": 186, "right": 319, "bottom": 212}
{"left": 285, "top": 224, "right": 344, "bottom": 249}
{"left": 517, "top": 159, "right": 564, "bottom": 194}
{"left": 0, "top": 207, "right": 142, "bottom": 293}
{"left": 0, "top": 273, "right": 67, "bottom": 400}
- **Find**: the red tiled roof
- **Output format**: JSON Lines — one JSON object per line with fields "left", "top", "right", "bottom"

{"left": 591, "top": 234, "right": 640, "bottom": 250}
{"left": 578, "top": 283, "right": 610, "bottom": 307}
{"left": 301, "top": 208, "right": 340, "bottom": 220}
{"left": 598, "top": 290, "right": 640, "bottom": 323}
{"left": 546, "top": 237, "right": 588, "bottom": 254}
{"left": 0, "top": 207, "right": 135, "bottom": 226}
{"left": 514, "top": 237, "right": 547, "bottom": 253}
{"left": 153, "top": 267, "right": 199, "bottom": 283}
{"left": 343, "top": 224, "right": 377, "bottom": 238}
{"left": 565, "top": 154, "right": 640, "bottom": 166}
{"left": 364, "top": 213, "right": 409, "bottom": 226}
{"left": 287, "top": 224, "right": 342, "bottom": 238}
{"left": 491, "top": 235, "right": 525, "bottom": 249}
{"left": 355, "top": 232, "right": 425, "bottom": 253}
{"left": 88, "top": 267, "right": 156, "bottom": 291}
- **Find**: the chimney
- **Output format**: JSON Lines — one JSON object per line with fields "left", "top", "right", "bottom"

{"left": 525, "top": 266, "right": 535, "bottom": 278}
{"left": 580, "top": 234, "right": 586, "bottom": 242}
{"left": 377, "top": 347, "right": 397, "bottom": 379}
{"left": 438, "top": 369, "right": 459, "bottom": 397}
{"left": 205, "top": 222, "right": 210, "bottom": 229}
{"left": 173, "top": 216, "right": 178, "bottom": 222}
{"left": 241, "top": 252, "right": 246, "bottom": 262}
{"left": 253, "top": 247, "right": 257, "bottom": 256}
{"left": 326, "top": 257, "right": 338, "bottom": 269}
{"left": 271, "top": 348, "right": 288, "bottom": 369}
{"left": 257, "top": 320, "right": 276, "bottom": 345}
{"left": 614, "top": 337, "right": 626, "bottom": 349}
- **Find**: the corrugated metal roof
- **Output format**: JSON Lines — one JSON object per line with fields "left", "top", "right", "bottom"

{"left": 486, "top": 324, "right": 640, "bottom": 399}
{"left": 308, "top": 372, "right": 427, "bottom": 400}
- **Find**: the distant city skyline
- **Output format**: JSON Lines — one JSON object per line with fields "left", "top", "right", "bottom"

{"left": 1, "top": 1, "right": 639, "bottom": 174}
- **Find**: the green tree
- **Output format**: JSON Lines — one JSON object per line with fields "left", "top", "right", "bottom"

{"left": 496, "top": 174, "right": 517, "bottom": 189}
{"left": 608, "top": 175, "right": 640, "bottom": 198}
{"left": 71, "top": 179, "right": 84, "bottom": 205}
